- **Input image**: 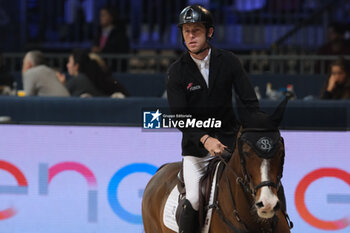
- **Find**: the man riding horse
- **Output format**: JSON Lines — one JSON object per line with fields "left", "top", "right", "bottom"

{"left": 166, "top": 4, "right": 274, "bottom": 233}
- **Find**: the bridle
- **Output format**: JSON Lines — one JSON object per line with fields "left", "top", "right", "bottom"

{"left": 213, "top": 128, "right": 286, "bottom": 233}
{"left": 237, "top": 128, "right": 285, "bottom": 197}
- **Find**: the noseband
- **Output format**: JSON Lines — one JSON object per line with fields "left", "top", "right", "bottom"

{"left": 237, "top": 128, "right": 285, "bottom": 196}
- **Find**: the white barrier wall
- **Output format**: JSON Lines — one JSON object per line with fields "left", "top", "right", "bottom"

{"left": 0, "top": 125, "right": 349, "bottom": 233}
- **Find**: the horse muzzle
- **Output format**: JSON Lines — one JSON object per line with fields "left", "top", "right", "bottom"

{"left": 255, "top": 194, "right": 279, "bottom": 219}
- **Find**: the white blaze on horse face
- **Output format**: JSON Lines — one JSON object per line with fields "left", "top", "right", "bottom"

{"left": 257, "top": 159, "right": 278, "bottom": 219}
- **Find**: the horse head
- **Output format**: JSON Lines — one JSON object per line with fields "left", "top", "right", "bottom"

{"left": 235, "top": 97, "right": 288, "bottom": 219}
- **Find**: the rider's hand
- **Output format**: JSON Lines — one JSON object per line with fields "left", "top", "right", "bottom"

{"left": 200, "top": 135, "right": 227, "bottom": 156}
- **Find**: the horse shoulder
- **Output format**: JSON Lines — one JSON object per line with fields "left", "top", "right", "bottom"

{"left": 142, "top": 162, "right": 182, "bottom": 233}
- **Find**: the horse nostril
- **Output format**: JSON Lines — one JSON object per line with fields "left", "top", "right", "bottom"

{"left": 274, "top": 202, "right": 280, "bottom": 211}
{"left": 256, "top": 202, "right": 264, "bottom": 208}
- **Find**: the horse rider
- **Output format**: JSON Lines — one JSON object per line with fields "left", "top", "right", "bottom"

{"left": 166, "top": 5, "right": 260, "bottom": 233}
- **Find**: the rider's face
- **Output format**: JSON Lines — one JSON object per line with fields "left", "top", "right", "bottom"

{"left": 182, "top": 23, "right": 212, "bottom": 54}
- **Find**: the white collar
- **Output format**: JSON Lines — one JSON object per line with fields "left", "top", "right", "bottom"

{"left": 190, "top": 48, "right": 211, "bottom": 66}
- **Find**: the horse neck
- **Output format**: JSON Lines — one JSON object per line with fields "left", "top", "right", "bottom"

{"left": 230, "top": 128, "right": 244, "bottom": 176}
{"left": 228, "top": 146, "right": 243, "bottom": 177}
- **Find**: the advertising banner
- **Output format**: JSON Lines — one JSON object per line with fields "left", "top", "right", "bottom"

{"left": 0, "top": 125, "right": 349, "bottom": 233}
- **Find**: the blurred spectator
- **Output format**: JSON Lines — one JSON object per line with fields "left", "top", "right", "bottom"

{"left": 65, "top": 49, "right": 129, "bottom": 97}
{"left": 22, "top": 51, "right": 70, "bottom": 97}
{"left": 91, "top": 6, "right": 129, "bottom": 54}
{"left": 89, "top": 52, "right": 130, "bottom": 97}
{"left": 318, "top": 22, "right": 350, "bottom": 55}
{"left": 65, "top": 50, "right": 103, "bottom": 97}
{"left": 91, "top": 6, "right": 130, "bottom": 72}
{"left": 321, "top": 57, "right": 350, "bottom": 99}
{"left": 0, "top": 51, "right": 14, "bottom": 95}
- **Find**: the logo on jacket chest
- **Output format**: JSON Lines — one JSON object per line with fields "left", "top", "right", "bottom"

{"left": 186, "top": 82, "right": 201, "bottom": 92}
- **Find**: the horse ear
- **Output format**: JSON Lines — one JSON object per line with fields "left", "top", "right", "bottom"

{"left": 270, "top": 95, "right": 290, "bottom": 126}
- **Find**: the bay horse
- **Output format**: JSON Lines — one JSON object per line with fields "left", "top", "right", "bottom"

{"left": 142, "top": 98, "right": 293, "bottom": 233}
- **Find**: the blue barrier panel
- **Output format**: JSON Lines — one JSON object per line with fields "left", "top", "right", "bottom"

{"left": 0, "top": 96, "right": 349, "bottom": 130}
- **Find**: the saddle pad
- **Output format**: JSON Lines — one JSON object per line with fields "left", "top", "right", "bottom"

{"left": 163, "top": 162, "right": 221, "bottom": 233}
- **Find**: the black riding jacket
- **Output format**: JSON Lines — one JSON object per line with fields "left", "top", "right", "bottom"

{"left": 167, "top": 47, "right": 259, "bottom": 157}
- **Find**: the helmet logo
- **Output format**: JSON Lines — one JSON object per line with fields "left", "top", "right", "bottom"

{"left": 185, "top": 9, "right": 193, "bottom": 20}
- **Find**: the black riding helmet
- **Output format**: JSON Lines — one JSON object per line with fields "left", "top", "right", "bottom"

{"left": 178, "top": 5, "right": 214, "bottom": 30}
{"left": 178, "top": 5, "right": 214, "bottom": 54}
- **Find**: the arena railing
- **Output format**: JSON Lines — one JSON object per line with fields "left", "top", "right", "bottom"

{"left": 3, "top": 53, "right": 350, "bottom": 75}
